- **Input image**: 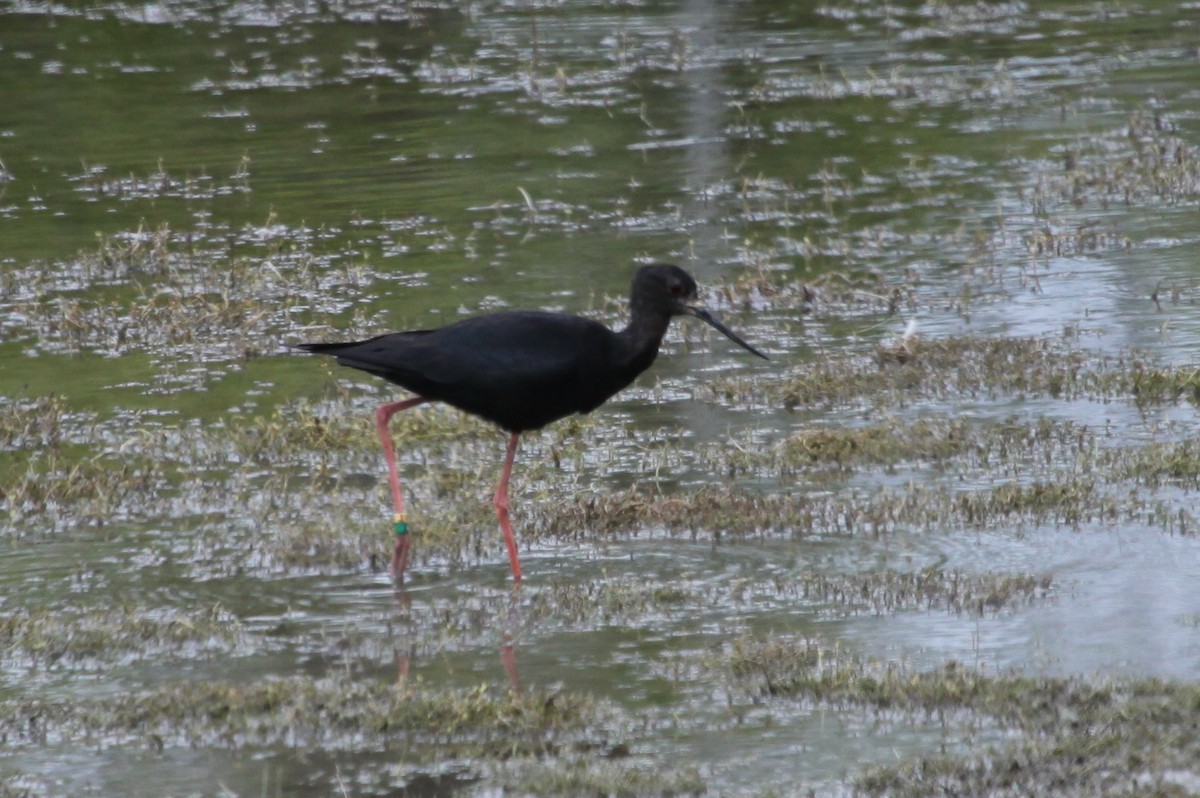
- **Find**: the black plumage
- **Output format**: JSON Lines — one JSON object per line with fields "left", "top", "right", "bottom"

{"left": 292, "top": 263, "right": 767, "bottom": 581}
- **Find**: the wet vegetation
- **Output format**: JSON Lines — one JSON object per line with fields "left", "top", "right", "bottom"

{"left": 0, "top": 604, "right": 241, "bottom": 669}
{"left": 1, "top": 676, "right": 601, "bottom": 755}
{"left": 4, "top": 0, "right": 1200, "bottom": 795}
{"left": 721, "top": 634, "right": 1200, "bottom": 796}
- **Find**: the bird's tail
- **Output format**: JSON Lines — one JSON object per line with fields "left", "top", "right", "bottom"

{"left": 287, "top": 341, "right": 348, "bottom": 354}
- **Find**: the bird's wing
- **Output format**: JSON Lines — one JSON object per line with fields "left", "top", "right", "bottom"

{"left": 329, "top": 312, "right": 607, "bottom": 397}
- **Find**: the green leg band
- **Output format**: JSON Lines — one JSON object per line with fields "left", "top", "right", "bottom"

{"left": 393, "top": 514, "right": 409, "bottom": 537}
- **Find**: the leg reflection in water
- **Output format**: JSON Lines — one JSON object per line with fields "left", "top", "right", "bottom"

{"left": 392, "top": 583, "right": 522, "bottom": 691}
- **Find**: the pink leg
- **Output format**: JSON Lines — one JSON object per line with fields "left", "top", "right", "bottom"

{"left": 376, "top": 397, "right": 428, "bottom": 578}
{"left": 493, "top": 432, "right": 523, "bottom": 582}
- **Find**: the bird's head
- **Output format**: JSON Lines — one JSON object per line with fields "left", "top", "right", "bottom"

{"left": 633, "top": 264, "right": 769, "bottom": 360}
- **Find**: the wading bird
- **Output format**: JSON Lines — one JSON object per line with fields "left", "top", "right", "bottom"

{"left": 292, "top": 263, "right": 768, "bottom": 582}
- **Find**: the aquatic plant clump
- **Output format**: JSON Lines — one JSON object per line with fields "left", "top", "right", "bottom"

{"left": 0, "top": 676, "right": 605, "bottom": 757}
{"left": 0, "top": 604, "right": 242, "bottom": 669}
{"left": 717, "top": 635, "right": 1200, "bottom": 795}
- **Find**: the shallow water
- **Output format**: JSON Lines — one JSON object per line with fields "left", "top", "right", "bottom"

{"left": 4, "top": 0, "right": 1200, "bottom": 795}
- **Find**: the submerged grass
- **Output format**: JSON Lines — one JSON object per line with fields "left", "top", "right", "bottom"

{"left": 1035, "top": 107, "right": 1200, "bottom": 214}
{"left": 0, "top": 675, "right": 605, "bottom": 758}
{"left": 771, "top": 569, "right": 1052, "bottom": 618}
{"left": 1121, "top": 438, "right": 1200, "bottom": 488}
{"left": 0, "top": 604, "right": 241, "bottom": 668}
{"left": 0, "top": 669, "right": 698, "bottom": 794}
{"left": 709, "top": 414, "right": 1099, "bottom": 479}
{"left": 1, "top": 449, "right": 165, "bottom": 532}
{"left": 707, "top": 335, "right": 1192, "bottom": 413}
{"left": 8, "top": 384, "right": 1198, "bottom": 569}
{"left": 0, "top": 225, "right": 372, "bottom": 353}
{"left": 524, "top": 567, "right": 1048, "bottom": 629}
{"left": 533, "top": 477, "right": 1187, "bottom": 543}
{"left": 502, "top": 759, "right": 706, "bottom": 797}
{"left": 310, "top": 568, "right": 1053, "bottom": 660}
{"left": 0, "top": 776, "right": 35, "bottom": 798}
{"left": 718, "top": 634, "right": 1200, "bottom": 796}
{"left": 532, "top": 577, "right": 694, "bottom": 625}
{"left": 0, "top": 395, "right": 72, "bottom": 450}
{"left": 297, "top": 568, "right": 1052, "bottom": 668}
{"left": 232, "top": 400, "right": 496, "bottom": 464}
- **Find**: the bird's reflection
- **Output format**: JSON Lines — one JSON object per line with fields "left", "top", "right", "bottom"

{"left": 499, "top": 633, "right": 520, "bottom": 692}
{"left": 391, "top": 582, "right": 523, "bottom": 692}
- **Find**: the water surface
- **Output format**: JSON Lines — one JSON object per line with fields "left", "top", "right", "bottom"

{"left": 3, "top": 1, "right": 1200, "bottom": 795}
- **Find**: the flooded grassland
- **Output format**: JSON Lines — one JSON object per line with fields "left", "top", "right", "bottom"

{"left": 3, "top": 1, "right": 1200, "bottom": 796}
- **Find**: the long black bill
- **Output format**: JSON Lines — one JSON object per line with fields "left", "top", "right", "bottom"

{"left": 685, "top": 306, "right": 770, "bottom": 360}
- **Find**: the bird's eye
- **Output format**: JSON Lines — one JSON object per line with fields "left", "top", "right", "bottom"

{"left": 668, "top": 282, "right": 685, "bottom": 296}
